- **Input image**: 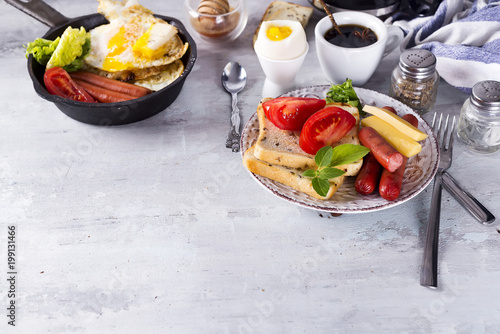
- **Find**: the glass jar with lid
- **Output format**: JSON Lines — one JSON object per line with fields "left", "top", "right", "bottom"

{"left": 389, "top": 49, "right": 439, "bottom": 114}
{"left": 457, "top": 80, "right": 500, "bottom": 154}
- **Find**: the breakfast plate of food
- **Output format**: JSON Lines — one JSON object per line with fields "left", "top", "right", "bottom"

{"left": 9, "top": 0, "right": 196, "bottom": 125}
{"left": 241, "top": 84, "right": 439, "bottom": 213}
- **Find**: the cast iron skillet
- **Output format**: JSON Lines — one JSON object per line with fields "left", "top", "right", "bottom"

{"left": 6, "top": 0, "right": 197, "bottom": 125}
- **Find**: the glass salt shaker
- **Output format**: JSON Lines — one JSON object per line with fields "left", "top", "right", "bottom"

{"left": 389, "top": 49, "right": 439, "bottom": 114}
{"left": 457, "top": 80, "right": 500, "bottom": 154}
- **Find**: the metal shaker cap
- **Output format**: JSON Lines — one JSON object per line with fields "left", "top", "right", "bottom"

{"left": 471, "top": 80, "right": 500, "bottom": 113}
{"left": 398, "top": 49, "right": 437, "bottom": 79}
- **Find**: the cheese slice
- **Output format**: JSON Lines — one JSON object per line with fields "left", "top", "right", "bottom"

{"left": 362, "top": 105, "right": 428, "bottom": 141}
{"left": 361, "top": 116, "right": 422, "bottom": 157}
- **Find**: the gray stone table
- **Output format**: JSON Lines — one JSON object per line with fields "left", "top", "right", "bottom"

{"left": 0, "top": 0, "right": 499, "bottom": 333}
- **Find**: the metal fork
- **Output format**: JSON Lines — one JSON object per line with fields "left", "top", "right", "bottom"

{"left": 420, "top": 113, "right": 456, "bottom": 288}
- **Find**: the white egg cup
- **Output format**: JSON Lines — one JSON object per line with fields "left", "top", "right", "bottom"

{"left": 255, "top": 44, "right": 309, "bottom": 98}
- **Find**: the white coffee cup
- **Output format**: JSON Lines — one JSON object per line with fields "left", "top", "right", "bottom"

{"left": 315, "top": 11, "right": 403, "bottom": 86}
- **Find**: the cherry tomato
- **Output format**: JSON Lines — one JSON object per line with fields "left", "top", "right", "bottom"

{"left": 299, "top": 106, "right": 356, "bottom": 155}
{"left": 382, "top": 106, "right": 397, "bottom": 114}
{"left": 43, "top": 67, "right": 96, "bottom": 103}
{"left": 262, "top": 97, "right": 326, "bottom": 131}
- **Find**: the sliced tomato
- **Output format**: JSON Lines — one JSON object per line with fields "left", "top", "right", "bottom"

{"left": 43, "top": 67, "right": 96, "bottom": 103}
{"left": 262, "top": 97, "right": 326, "bottom": 131}
{"left": 299, "top": 106, "right": 356, "bottom": 155}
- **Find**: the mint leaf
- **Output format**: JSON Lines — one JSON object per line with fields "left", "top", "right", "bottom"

{"left": 318, "top": 167, "right": 345, "bottom": 180}
{"left": 312, "top": 177, "right": 330, "bottom": 197}
{"left": 315, "top": 146, "right": 333, "bottom": 168}
{"left": 303, "top": 169, "right": 317, "bottom": 178}
{"left": 307, "top": 143, "right": 369, "bottom": 198}
{"left": 330, "top": 144, "right": 370, "bottom": 167}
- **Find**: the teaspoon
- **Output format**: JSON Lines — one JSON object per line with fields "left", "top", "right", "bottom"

{"left": 221, "top": 61, "right": 247, "bottom": 152}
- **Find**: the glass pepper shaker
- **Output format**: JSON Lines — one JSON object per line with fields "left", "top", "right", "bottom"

{"left": 389, "top": 49, "right": 439, "bottom": 114}
{"left": 457, "top": 80, "right": 500, "bottom": 154}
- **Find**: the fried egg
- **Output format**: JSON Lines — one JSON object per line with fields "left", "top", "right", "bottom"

{"left": 254, "top": 20, "right": 307, "bottom": 60}
{"left": 84, "top": 0, "right": 188, "bottom": 73}
{"left": 134, "top": 59, "right": 185, "bottom": 91}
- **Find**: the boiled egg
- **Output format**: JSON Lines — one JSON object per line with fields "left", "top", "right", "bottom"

{"left": 254, "top": 20, "right": 307, "bottom": 60}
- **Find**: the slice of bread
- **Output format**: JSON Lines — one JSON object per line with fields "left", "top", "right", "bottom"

{"left": 253, "top": 1, "right": 314, "bottom": 46}
{"left": 253, "top": 99, "right": 363, "bottom": 175}
{"left": 243, "top": 145, "right": 345, "bottom": 200}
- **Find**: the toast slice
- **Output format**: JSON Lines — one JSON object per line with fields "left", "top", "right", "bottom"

{"left": 253, "top": 99, "right": 363, "bottom": 175}
{"left": 243, "top": 145, "right": 345, "bottom": 200}
{"left": 253, "top": 1, "right": 314, "bottom": 46}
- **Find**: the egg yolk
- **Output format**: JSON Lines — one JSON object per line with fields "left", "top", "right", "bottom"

{"left": 266, "top": 26, "right": 292, "bottom": 41}
{"left": 102, "top": 26, "right": 131, "bottom": 71}
{"left": 132, "top": 25, "right": 166, "bottom": 60}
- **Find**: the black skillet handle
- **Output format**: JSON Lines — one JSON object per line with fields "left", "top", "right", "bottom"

{"left": 5, "top": 0, "right": 69, "bottom": 28}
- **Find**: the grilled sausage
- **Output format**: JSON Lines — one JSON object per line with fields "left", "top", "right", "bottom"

{"left": 379, "top": 114, "right": 419, "bottom": 201}
{"left": 70, "top": 71, "right": 152, "bottom": 98}
{"left": 355, "top": 152, "right": 383, "bottom": 195}
{"left": 73, "top": 79, "right": 136, "bottom": 103}
{"left": 359, "top": 126, "right": 404, "bottom": 173}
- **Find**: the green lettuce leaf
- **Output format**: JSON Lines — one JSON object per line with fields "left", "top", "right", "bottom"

{"left": 25, "top": 26, "right": 91, "bottom": 72}
{"left": 60, "top": 38, "right": 91, "bottom": 72}
{"left": 25, "top": 37, "right": 60, "bottom": 65}
{"left": 325, "top": 79, "right": 362, "bottom": 114}
{"left": 46, "top": 26, "right": 90, "bottom": 72}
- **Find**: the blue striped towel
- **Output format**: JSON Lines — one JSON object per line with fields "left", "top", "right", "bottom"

{"left": 388, "top": 0, "right": 500, "bottom": 94}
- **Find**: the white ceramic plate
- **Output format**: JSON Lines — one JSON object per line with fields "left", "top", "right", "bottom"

{"left": 240, "top": 85, "right": 439, "bottom": 213}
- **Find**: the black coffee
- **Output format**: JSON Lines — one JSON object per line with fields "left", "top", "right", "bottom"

{"left": 324, "top": 24, "right": 378, "bottom": 48}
